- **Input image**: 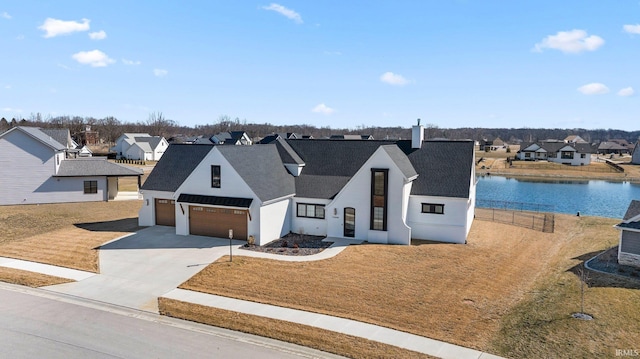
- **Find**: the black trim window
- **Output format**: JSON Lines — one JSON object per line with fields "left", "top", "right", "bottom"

{"left": 371, "top": 169, "right": 388, "bottom": 231}
{"left": 422, "top": 203, "right": 444, "bottom": 214}
{"left": 561, "top": 151, "right": 574, "bottom": 159}
{"left": 297, "top": 203, "right": 325, "bottom": 219}
{"left": 84, "top": 180, "right": 98, "bottom": 194}
{"left": 211, "top": 165, "right": 221, "bottom": 188}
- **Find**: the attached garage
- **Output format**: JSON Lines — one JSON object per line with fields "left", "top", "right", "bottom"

{"left": 189, "top": 206, "right": 248, "bottom": 239}
{"left": 177, "top": 193, "right": 253, "bottom": 240}
{"left": 155, "top": 198, "right": 176, "bottom": 226}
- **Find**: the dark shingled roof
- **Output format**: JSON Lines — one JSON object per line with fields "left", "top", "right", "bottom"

{"left": 274, "top": 137, "right": 304, "bottom": 165}
{"left": 142, "top": 144, "right": 213, "bottom": 192}
{"left": 294, "top": 175, "right": 351, "bottom": 199}
{"left": 520, "top": 141, "right": 593, "bottom": 154}
{"left": 177, "top": 193, "right": 252, "bottom": 208}
{"left": 55, "top": 158, "right": 143, "bottom": 177}
{"left": 40, "top": 128, "right": 72, "bottom": 149}
{"left": 397, "top": 140, "right": 475, "bottom": 198}
{"left": 217, "top": 144, "right": 295, "bottom": 202}
{"left": 623, "top": 200, "right": 640, "bottom": 221}
{"left": 381, "top": 145, "right": 418, "bottom": 179}
{"left": 617, "top": 222, "right": 640, "bottom": 230}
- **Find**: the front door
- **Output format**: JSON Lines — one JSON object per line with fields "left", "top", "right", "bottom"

{"left": 344, "top": 207, "right": 355, "bottom": 237}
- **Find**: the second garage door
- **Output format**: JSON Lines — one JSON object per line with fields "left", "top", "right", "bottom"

{"left": 189, "top": 206, "right": 248, "bottom": 240}
{"left": 155, "top": 199, "right": 176, "bottom": 226}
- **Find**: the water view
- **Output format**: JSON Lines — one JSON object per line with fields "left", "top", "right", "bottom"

{"left": 476, "top": 175, "right": 640, "bottom": 218}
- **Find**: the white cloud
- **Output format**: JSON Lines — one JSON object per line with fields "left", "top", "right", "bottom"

{"left": 380, "top": 72, "right": 409, "bottom": 86}
{"left": 533, "top": 29, "right": 604, "bottom": 54}
{"left": 39, "top": 18, "right": 90, "bottom": 38}
{"left": 618, "top": 87, "right": 635, "bottom": 97}
{"left": 1, "top": 12, "right": 11, "bottom": 19}
{"left": 122, "top": 58, "right": 141, "bottom": 66}
{"left": 154, "top": 68, "right": 168, "bottom": 77}
{"left": 71, "top": 50, "right": 115, "bottom": 67}
{"left": 623, "top": 24, "right": 640, "bottom": 34}
{"left": 2, "top": 107, "right": 22, "bottom": 113}
{"left": 311, "top": 103, "right": 335, "bottom": 115}
{"left": 88, "top": 30, "right": 107, "bottom": 40}
{"left": 577, "top": 82, "right": 609, "bottom": 95}
{"left": 262, "top": 3, "right": 303, "bottom": 24}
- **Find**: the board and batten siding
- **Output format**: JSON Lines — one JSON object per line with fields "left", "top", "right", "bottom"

{"left": 0, "top": 130, "right": 106, "bottom": 205}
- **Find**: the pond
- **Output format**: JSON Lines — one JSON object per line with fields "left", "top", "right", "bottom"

{"left": 476, "top": 175, "right": 640, "bottom": 218}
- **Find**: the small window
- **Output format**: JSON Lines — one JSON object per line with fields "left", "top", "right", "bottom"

{"left": 581, "top": 153, "right": 586, "bottom": 158}
{"left": 211, "top": 165, "right": 221, "bottom": 188}
{"left": 297, "top": 203, "right": 325, "bottom": 219}
{"left": 83, "top": 180, "right": 98, "bottom": 194}
{"left": 422, "top": 203, "right": 444, "bottom": 214}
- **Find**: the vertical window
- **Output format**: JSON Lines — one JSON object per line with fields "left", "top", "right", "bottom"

{"left": 84, "top": 180, "right": 98, "bottom": 194}
{"left": 370, "top": 169, "right": 388, "bottom": 231}
{"left": 211, "top": 165, "right": 221, "bottom": 188}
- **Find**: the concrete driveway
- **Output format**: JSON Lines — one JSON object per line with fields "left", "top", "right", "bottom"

{"left": 43, "top": 226, "right": 242, "bottom": 312}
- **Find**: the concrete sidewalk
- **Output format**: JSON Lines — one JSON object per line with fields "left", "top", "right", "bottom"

{"left": 0, "top": 227, "right": 506, "bottom": 359}
{"left": 162, "top": 288, "right": 504, "bottom": 359}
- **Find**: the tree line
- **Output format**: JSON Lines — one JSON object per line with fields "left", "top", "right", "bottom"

{"left": 1, "top": 113, "right": 638, "bottom": 146}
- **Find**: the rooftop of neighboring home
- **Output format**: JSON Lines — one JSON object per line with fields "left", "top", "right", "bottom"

{"left": 617, "top": 200, "right": 640, "bottom": 230}
{"left": 519, "top": 140, "right": 594, "bottom": 153}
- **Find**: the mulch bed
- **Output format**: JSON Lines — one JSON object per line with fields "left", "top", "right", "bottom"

{"left": 587, "top": 246, "right": 640, "bottom": 280}
{"left": 240, "top": 233, "right": 333, "bottom": 256}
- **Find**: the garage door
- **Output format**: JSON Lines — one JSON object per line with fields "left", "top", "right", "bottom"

{"left": 155, "top": 199, "right": 176, "bottom": 226}
{"left": 189, "top": 206, "right": 248, "bottom": 239}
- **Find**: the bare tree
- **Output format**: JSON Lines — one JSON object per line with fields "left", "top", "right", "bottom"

{"left": 146, "top": 111, "right": 176, "bottom": 137}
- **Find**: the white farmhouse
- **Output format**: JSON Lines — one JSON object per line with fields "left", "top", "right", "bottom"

{"left": 111, "top": 133, "right": 168, "bottom": 161}
{"left": 139, "top": 124, "right": 476, "bottom": 245}
{"left": 517, "top": 141, "right": 593, "bottom": 166}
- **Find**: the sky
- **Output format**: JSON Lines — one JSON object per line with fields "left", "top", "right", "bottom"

{"left": 1, "top": 1, "right": 639, "bottom": 131}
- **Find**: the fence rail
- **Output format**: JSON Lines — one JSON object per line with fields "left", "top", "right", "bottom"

{"left": 476, "top": 199, "right": 554, "bottom": 213}
{"left": 115, "top": 159, "right": 146, "bottom": 165}
{"left": 475, "top": 208, "right": 555, "bottom": 233}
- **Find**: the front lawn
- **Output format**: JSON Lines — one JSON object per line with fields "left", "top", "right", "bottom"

{"left": 172, "top": 214, "right": 640, "bottom": 358}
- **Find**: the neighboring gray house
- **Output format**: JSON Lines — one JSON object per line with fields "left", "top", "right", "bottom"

{"left": 139, "top": 124, "right": 476, "bottom": 245}
{"left": 0, "top": 126, "right": 142, "bottom": 205}
{"left": 615, "top": 200, "right": 640, "bottom": 268}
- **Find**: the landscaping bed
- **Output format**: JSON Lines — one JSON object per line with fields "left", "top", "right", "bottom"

{"left": 240, "top": 233, "right": 333, "bottom": 256}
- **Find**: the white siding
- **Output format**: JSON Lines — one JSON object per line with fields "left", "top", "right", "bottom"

{"left": 174, "top": 148, "right": 264, "bottom": 239}
{"left": 258, "top": 200, "right": 291, "bottom": 245}
{"left": 291, "top": 198, "right": 330, "bottom": 236}
{"left": 327, "top": 147, "right": 412, "bottom": 244}
{"left": 407, "top": 196, "right": 469, "bottom": 244}
{"left": 153, "top": 139, "right": 168, "bottom": 161}
{"left": 138, "top": 190, "right": 177, "bottom": 226}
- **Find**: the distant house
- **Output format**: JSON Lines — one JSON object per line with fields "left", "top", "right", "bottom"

{"left": 632, "top": 141, "right": 640, "bottom": 165}
{"left": 111, "top": 133, "right": 168, "bottom": 161}
{"left": 74, "top": 125, "right": 100, "bottom": 146}
{"left": 615, "top": 200, "right": 640, "bottom": 269}
{"left": 597, "top": 141, "right": 629, "bottom": 155}
{"left": 0, "top": 126, "right": 142, "bottom": 205}
{"left": 139, "top": 124, "right": 476, "bottom": 245}
{"left": 517, "top": 141, "right": 593, "bottom": 166}
{"left": 212, "top": 131, "right": 252, "bottom": 145}
{"left": 258, "top": 133, "right": 299, "bottom": 144}
{"left": 564, "top": 135, "right": 587, "bottom": 144}
{"left": 490, "top": 137, "right": 507, "bottom": 151}
{"left": 330, "top": 134, "right": 374, "bottom": 140}
{"left": 478, "top": 139, "right": 493, "bottom": 151}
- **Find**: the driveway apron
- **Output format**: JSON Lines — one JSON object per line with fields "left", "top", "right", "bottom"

{"left": 43, "top": 226, "right": 240, "bottom": 312}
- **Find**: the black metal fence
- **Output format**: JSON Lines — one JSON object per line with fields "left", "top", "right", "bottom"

{"left": 115, "top": 159, "right": 146, "bottom": 165}
{"left": 476, "top": 199, "right": 554, "bottom": 213}
{"left": 475, "top": 199, "right": 555, "bottom": 233}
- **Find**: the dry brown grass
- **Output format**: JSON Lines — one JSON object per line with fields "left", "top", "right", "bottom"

{"left": 0, "top": 201, "right": 142, "bottom": 272}
{"left": 0, "top": 267, "right": 73, "bottom": 287}
{"left": 159, "top": 297, "right": 434, "bottom": 359}
{"left": 177, "top": 215, "right": 640, "bottom": 358}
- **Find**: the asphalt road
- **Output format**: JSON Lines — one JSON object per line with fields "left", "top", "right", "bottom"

{"left": 0, "top": 284, "right": 339, "bottom": 359}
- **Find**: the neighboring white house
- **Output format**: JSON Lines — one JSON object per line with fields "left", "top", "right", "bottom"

{"left": 632, "top": 141, "right": 640, "bottom": 165}
{"left": 615, "top": 200, "right": 640, "bottom": 269}
{"left": 111, "top": 133, "right": 168, "bottom": 160}
{"left": 517, "top": 141, "right": 593, "bottom": 166}
{"left": 0, "top": 126, "right": 142, "bottom": 205}
{"left": 139, "top": 124, "right": 476, "bottom": 245}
